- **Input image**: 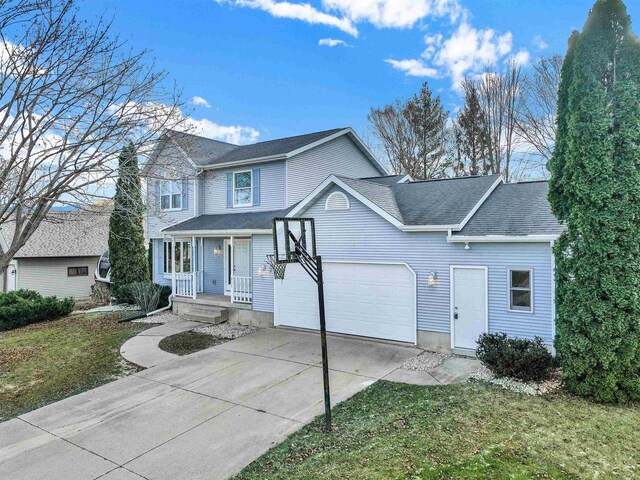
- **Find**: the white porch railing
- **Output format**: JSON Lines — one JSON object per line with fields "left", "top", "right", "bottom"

{"left": 174, "top": 271, "right": 204, "bottom": 298}
{"left": 232, "top": 276, "right": 252, "bottom": 303}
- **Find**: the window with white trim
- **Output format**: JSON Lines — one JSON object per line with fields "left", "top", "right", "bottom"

{"left": 160, "top": 180, "right": 182, "bottom": 210}
{"left": 233, "top": 170, "right": 252, "bottom": 207}
{"left": 508, "top": 269, "right": 533, "bottom": 312}
{"left": 163, "top": 240, "right": 191, "bottom": 273}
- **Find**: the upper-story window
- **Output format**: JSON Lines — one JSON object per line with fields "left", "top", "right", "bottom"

{"left": 233, "top": 170, "right": 252, "bottom": 207}
{"left": 161, "top": 180, "right": 182, "bottom": 210}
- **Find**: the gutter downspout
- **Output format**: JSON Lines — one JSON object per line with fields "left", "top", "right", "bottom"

{"left": 146, "top": 294, "right": 173, "bottom": 317}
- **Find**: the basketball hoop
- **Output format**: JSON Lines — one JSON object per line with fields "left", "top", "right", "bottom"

{"left": 265, "top": 254, "right": 287, "bottom": 280}
{"left": 270, "top": 217, "right": 332, "bottom": 431}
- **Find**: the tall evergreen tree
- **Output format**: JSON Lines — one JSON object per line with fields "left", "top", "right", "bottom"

{"left": 549, "top": 0, "right": 640, "bottom": 402}
{"left": 109, "top": 142, "right": 149, "bottom": 296}
{"left": 405, "top": 83, "right": 450, "bottom": 179}
{"left": 455, "top": 80, "right": 489, "bottom": 176}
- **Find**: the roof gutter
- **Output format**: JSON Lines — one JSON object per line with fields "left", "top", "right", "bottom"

{"left": 447, "top": 234, "right": 560, "bottom": 243}
{"left": 161, "top": 229, "right": 272, "bottom": 236}
{"left": 200, "top": 154, "right": 287, "bottom": 170}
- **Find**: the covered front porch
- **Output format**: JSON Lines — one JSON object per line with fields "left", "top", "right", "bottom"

{"left": 163, "top": 235, "right": 253, "bottom": 304}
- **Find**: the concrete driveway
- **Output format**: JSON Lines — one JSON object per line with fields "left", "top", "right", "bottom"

{"left": 0, "top": 328, "right": 418, "bottom": 480}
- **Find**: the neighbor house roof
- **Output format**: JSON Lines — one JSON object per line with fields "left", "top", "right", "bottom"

{"left": 451, "top": 181, "right": 565, "bottom": 238}
{"left": 0, "top": 210, "right": 110, "bottom": 258}
{"left": 148, "top": 127, "right": 387, "bottom": 173}
{"left": 162, "top": 207, "right": 294, "bottom": 234}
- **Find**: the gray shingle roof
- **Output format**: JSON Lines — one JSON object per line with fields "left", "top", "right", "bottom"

{"left": 360, "top": 175, "right": 407, "bottom": 186}
{"left": 166, "top": 130, "right": 237, "bottom": 166}
{"left": 453, "top": 181, "right": 564, "bottom": 237}
{"left": 390, "top": 175, "right": 501, "bottom": 226}
{"left": 337, "top": 177, "right": 403, "bottom": 222}
{"left": 1, "top": 211, "right": 109, "bottom": 258}
{"left": 158, "top": 128, "right": 349, "bottom": 168}
{"left": 336, "top": 175, "right": 500, "bottom": 226}
{"left": 162, "top": 207, "right": 294, "bottom": 233}
{"left": 205, "top": 128, "right": 345, "bottom": 166}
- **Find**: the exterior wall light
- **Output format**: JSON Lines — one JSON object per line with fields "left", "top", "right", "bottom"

{"left": 213, "top": 245, "right": 222, "bottom": 256}
{"left": 464, "top": 242, "right": 470, "bottom": 250}
{"left": 257, "top": 264, "right": 269, "bottom": 277}
{"left": 427, "top": 271, "right": 438, "bottom": 286}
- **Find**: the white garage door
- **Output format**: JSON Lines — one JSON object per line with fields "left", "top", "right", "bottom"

{"left": 275, "top": 262, "right": 416, "bottom": 344}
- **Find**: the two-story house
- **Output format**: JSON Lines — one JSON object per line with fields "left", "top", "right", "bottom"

{"left": 145, "top": 127, "right": 563, "bottom": 354}
{"left": 143, "top": 128, "right": 387, "bottom": 325}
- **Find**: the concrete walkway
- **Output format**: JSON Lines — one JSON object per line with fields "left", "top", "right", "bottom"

{"left": 1, "top": 328, "right": 424, "bottom": 480}
{"left": 384, "top": 357, "right": 481, "bottom": 386}
{"left": 120, "top": 319, "right": 203, "bottom": 368}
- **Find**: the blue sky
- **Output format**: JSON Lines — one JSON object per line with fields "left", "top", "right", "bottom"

{"left": 84, "top": 0, "right": 640, "bottom": 145}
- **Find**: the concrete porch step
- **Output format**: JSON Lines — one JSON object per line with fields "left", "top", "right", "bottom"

{"left": 179, "top": 306, "right": 228, "bottom": 325}
{"left": 181, "top": 312, "right": 227, "bottom": 325}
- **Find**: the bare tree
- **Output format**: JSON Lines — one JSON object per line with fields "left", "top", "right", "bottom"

{"left": 0, "top": 0, "right": 185, "bottom": 274}
{"left": 468, "top": 61, "right": 523, "bottom": 182}
{"left": 367, "top": 100, "right": 418, "bottom": 176}
{"left": 516, "top": 55, "right": 562, "bottom": 170}
{"left": 368, "top": 82, "right": 450, "bottom": 179}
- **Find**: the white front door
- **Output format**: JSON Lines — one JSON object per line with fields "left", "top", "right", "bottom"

{"left": 224, "top": 239, "right": 251, "bottom": 294}
{"left": 451, "top": 266, "right": 487, "bottom": 350}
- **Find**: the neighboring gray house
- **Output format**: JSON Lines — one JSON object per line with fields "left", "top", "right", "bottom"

{"left": 145, "top": 127, "right": 562, "bottom": 354}
{"left": 0, "top": 211, "right": 109, "bottom": 300}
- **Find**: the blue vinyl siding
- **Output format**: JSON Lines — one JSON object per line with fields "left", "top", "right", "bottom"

{"left": 203, "top": 238, "right": 225, "bottom": 294}
{"left": 152, "top": 239, "right": 171, "bottom": 287}
{"left": 202, "top": 161, "right": 286, "bottom": 214}
{"left": 252, "top": 234, "right": 274, "bottom": 312}
{"left": 286, "top": 135, "right": 382, "bottom": 205}
{"left": 296, "top": 186, "right": 555, "bottom": 343}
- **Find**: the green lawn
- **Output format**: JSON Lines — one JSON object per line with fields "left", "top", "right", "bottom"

{"left": 235, "top": 381, "right": 640, "bottom": 480}
{"left": 0, "top": 311, "right": 150, "bottom": 421}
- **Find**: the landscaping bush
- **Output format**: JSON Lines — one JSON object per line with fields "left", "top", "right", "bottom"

{"left": 0, "top": 289, "right": 75, "bottom": 331}
{"left": 128, "top": 282, "right": 162, "bottom": 312}
{"left": 115, "top": 282, "right": 171, "bottom": 309}
{"left": 476, "top": 333, "right": 554, "bottom": 382}
{"left": 91, "top": 282, "right": 112, "bottom": 306}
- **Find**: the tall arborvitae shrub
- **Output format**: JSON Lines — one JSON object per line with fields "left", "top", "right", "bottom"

{"left": 549, "top": 0, "right": 640, "bottom": 402}
{"left": 109, "top": 142, "right": 149, "bottom": 299}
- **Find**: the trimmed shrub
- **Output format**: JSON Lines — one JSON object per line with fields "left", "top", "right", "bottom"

{"left": 91, "top": 282, "right": 112, "bottom": 306}
{"left": 476, "top": 333, "right": 554, "bottom": 382}
{"left": 0, "top": 289, "right": 75, "bottom": 331}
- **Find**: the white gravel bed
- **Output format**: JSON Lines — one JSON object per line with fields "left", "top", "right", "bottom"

{"left": 84, "top": 304, "right": 141, "bottom": 313}
{"left": 401, "top": 350, "right": 450, "bottom": 371}
{"left": 132, "top": 311, "right": 178, "bottom": 324}
{"left": 469, "top": 365, "right": 562, "bottom": 396}
{"left": 194, "top": 323, "right": 259, "bottom": 339}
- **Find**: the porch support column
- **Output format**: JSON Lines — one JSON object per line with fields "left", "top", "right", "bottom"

{"left": 230, "top": 236, "right": 234, "bottom": 303}
{"left": 191, "top": 236, "right": 196, "bottom": 299}
{"left": 170, "top": 236, "right": 176, "bottom": 296}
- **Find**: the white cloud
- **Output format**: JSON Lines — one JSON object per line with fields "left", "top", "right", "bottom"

{"left": 420, "top": 20, "right": 514, "bottom": 87}
{"left": 384, "top": 58, "right": 439, "bottom": 77}
{"left": 319, "top": 38, "right": 349, "bottom": 47}
{"left": 510, "top": 49, "right": 531, "bottom": 67}
{"left": 218, "top": 0, "right": 358, "bottom": 37}
{"left": 533, "top": 35, "right": 548, "bottom": 50}
{"left": 183, "top": 117, "right": 260, "bottom": 145}
{"left": 191, "top": 96, "right": 212, "bottom": 108}
{"left": 322, "top": 0, "right": 462, "bottom": 29}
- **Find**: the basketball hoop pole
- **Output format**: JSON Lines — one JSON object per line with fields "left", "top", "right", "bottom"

{"left": 271, "top": 217, "right": 332, "bottom": 431}
{"left": 315, "top": 255, "right": 332, "bottom": 431}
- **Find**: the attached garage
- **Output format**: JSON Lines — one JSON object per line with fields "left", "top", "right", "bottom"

{"left": 274, "top": 261, "right": 416, "bottom": 344}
